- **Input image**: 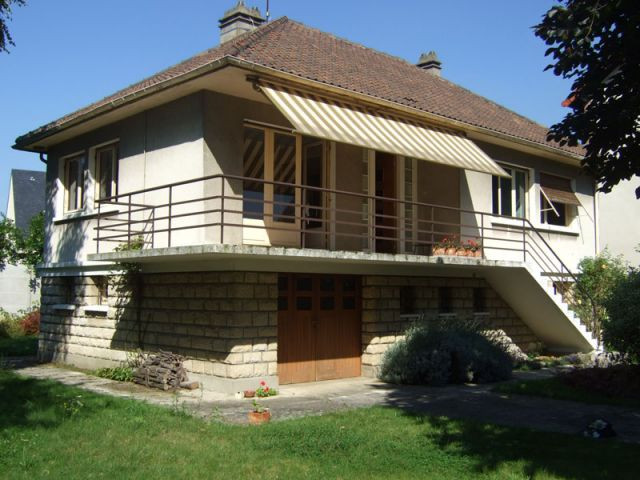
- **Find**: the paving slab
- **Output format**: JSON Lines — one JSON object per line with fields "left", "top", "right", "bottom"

{"left": 11, "top": 363, "right": 640, "bottom": 443}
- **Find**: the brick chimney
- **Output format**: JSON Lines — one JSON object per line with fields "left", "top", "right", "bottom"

{"left": 219, "top": 1, "right": 265, "bottom": 44}
{"left": 417, "top": 51, "right": 442, "bottom": 76}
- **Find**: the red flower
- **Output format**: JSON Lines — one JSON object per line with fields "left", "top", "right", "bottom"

{"left": 260, "top": 380, "right": 266, "bottom": 386}
{"left": 265, "top": 387, "right": 269, "bottom": 392}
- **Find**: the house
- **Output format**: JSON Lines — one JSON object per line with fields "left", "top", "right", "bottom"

{"left": 14, "top": 2, "right": 601, "bottom": 392}
{"left": 597, "top": 177, "right": 640, "bottom": 264}
{"left": 0, "top": 169, "right": 45, "bottom": 313}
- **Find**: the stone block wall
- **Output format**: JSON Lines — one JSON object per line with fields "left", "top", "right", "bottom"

{"left": 39, "top": 272, "right": 278, "bottom": 391}
{"left": 360, "top": 275, "right": 539, "bottom": 377}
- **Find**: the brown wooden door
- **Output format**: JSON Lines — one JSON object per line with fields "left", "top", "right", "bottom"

{"left": 278, "top": 274, "right": 361, "bottom": 384}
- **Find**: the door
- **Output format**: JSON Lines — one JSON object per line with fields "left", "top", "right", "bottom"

{"left": 243, "top": 126, "right": 301, "bottom": 247}
{"left": 278, "top": 274, "right": 361, "bottom": 384}
{"left": 375, "top": 152, "right": 397, "bottom": 253}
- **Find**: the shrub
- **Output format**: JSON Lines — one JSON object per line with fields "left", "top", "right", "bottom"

{"left": 379, "top": 318, "right": 512, "bottom": 386}
{"left": 0, "top": 309, "right": 22, "bottom": 338}
{"left": 572, "top": 250, "right": 627, "bottom": 339}
{"left": 603, "top": 267, "right": 640, "bottom": 362}
{"left": 94, "top": 366, "right": 134, "bottom": 382}
{"left": 19, "top": 310, "right": 40, "bottom": 335}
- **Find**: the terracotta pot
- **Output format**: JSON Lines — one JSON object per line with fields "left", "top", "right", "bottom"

{"left": 456, "top": 249, "right": 469, "bottom": 256}
{"left": 433, "top": 247, "right": 446, "bottom": 255}
{"left": 445, "top": 247, "right": 457, "bottom": 256}
{"left": 244, "top": 390, "right": 256, "bottom": 398}
{"left": 474, "top": 250, "right": 482, "bottom": 258}
{"left": 248, "top": 410, "right": 271, "bottom": 425}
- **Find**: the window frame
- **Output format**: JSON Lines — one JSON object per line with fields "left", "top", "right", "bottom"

{"left": 539, "top": 171, "right": 575, "bottom": 227}
{"left": 492, "top": 163, "right": 529, "bottom": 219}
{"left": 63, "top": 153, "right": 85, "bottom": 213}
{"left": 94, "top": 142, "right": 119, "bottom": 202}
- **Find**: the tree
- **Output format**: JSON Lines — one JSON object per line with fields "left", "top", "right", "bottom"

{"left": 535, "top": 0, "right": 640, "bottom": 198}
{"left": 0, "top": 211, "right": 44, "bottom": 276}
{"left": 0, "top": 0, "right": 25, "bottom": 54}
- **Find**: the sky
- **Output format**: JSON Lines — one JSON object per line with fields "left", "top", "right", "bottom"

{"left": 0, "top": 0, "right": 571, "bottom": 215}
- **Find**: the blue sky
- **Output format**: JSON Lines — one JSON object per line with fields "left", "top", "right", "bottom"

{"left": 0, "top": 0, "right": 569, "bottom": 215}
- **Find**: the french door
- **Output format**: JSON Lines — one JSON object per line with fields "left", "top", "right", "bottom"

{"left": 243, "top": 126, "right": 301, "bottom": 247}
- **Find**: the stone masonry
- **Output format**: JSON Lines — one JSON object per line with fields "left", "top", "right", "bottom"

{"left": 360, "top": 275, "right": 539, "bottom": 377}
{"left": 39, "top": 272, "right": 278, "bottom": 392}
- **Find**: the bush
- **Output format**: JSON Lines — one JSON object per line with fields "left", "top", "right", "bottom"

{"left": 572, "top": 250, "right": 627, "bottom": 339}
{"left": 19, "top": 310, "right": 40, "bottom": 335}
{"left": 603, "top": 268, "right": 640, "bottom": 362}
{"left": 0, "top": 309, "right": 22, "bottom": 339}
{"left": 93, "top": 366, "right": 134, "bottom": 382}
{"left": 379, "top": 318, "right": 513, "bottom": 386}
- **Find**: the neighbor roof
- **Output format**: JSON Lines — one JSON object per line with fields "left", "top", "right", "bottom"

{"left": 14, "top": 17, "right": 582, "bottom": 157}
{"left": 8, "top": 169, "right": 45, "bottom": 232}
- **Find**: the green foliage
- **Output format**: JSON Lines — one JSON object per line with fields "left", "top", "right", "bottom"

{"left": 0, "top": 0, "right": 25, "bottom": 54}
{"left": 0, "top": 336, "right": 37, "bottom": 356}
{"left": 380, "top": 318, "right": 513, "bottom": 386}
{"left": 0, "top": 308, "right": 22, "bottom": 339}
{"left": 534, "top": 1, "right": 640, "bottom": 196}
{"left": 255, "top": 380, "right": 277, "bottom": 397}
{"left": 572, "top": 249, "right": 626, "bottom": 339}
{"left": 602, "top": 267, "right": 640, "bottom": 361}
{"left": 113, "top": 235, "right": 145, "bottom": 252}
{"left": 0, "top": 212, "right": 44, "bottom": 276}
{"left": 93, "top": 366, "right": 134, "bottom": 383}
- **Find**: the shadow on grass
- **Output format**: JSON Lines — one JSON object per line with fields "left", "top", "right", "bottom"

{"left": 0, "top": 370, "right": 107, "bottom": 431}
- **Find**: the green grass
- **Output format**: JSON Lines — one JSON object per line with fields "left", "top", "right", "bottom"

{"left": 494, "top": 377, "right": 640, "bottom": 409}
{"left": 0, "top": 370, "right": 637, "bottom": 479}
{"left": 0, "top": 336, "right": 37, "bottom": 357}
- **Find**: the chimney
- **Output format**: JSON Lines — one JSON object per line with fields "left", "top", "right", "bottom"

{"left": 219, "top": 1, "right": 265, "bottom": 44}
{"left": 416, "top": 51, "right": 442, "bottom": 76}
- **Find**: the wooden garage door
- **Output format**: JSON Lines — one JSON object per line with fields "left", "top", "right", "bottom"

{"left": 278, "top": 274, "right": 361, "bottom": 384}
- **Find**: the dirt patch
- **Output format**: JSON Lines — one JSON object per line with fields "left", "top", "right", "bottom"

{"left": 561, "top": 365, "right": 640, "bottom": 400}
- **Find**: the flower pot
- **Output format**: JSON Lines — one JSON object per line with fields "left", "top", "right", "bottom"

{"left": 248, "top": 410, "right": 271, "bottom": 425}
{"left": 445, "top": 247, "right": 457, "bottom": 256}
{"left": 474, "top": 250, "right": 482, "bottom": 258}
{"left": 244, "top": 390, "right": 256, "bottom": 398}
{"left": 433, "top": 247, "right": 446, "bottom": 255}
{"left": 456, "top": 249, "right": 469, "bottom": 256}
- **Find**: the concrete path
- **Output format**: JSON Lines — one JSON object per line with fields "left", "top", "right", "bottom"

{"left": 11, "top": 363, "right": 640, "bottom": 443}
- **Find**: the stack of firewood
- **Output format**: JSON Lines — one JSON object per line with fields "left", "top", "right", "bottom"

{"left": 133, "top": 350, "right": 193, "bottom": 391}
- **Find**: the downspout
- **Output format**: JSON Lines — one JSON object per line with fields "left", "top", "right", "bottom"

{"left": 39, "top": 152, "right": 47, "bottom": 164}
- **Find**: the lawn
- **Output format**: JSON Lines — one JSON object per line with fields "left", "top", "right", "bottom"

{"left": 0, "top": 370, "right": 637, "bottom": 479}
{"left": 0, "top": 336, "right": 38, "bottom": 357}
{"left": 494, "top": 372, "right": 640, "bottom": 409}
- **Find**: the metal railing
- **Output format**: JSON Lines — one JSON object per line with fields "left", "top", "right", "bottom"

{"left": 94, "top": 173, "right": 598, "bottom": 339}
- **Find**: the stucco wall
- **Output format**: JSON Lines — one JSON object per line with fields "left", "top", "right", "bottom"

{"left": 461, "top": 141, "right": 597, "bottom": 270}
{"left": 598, "top": 177, "right": 640, "bottom": 264}
{"left": 45, "top": 93, "right": 206, "bottom": 265}
{"left": 0, "top": 264, "right": 39, "bottom": 313}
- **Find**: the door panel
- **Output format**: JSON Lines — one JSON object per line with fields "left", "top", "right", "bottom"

{"left": 278, "top": 274, "right": 361, "bottom": 384}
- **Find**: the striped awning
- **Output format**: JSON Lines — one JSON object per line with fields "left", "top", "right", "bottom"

{"left": 260, "top": 84, "right": 509, "bottom": 177}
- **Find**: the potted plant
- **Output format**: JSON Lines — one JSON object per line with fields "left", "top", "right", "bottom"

{"left": 465, "top": 239, "right": 483, "bottom": 258}
{"left": 443, "top": 236, "right": 459, "bottom": 256}
{"left": 432, "top": 240, "right": 446, "bottom": 256}
{"left": 248, "top": 399, "right": 271, "bottom": 425}
{"left": 256, "top": 380, "right": 277, "bottom": 397}
{"left": 243, "top": 389, "right": 256, "bottom": 398}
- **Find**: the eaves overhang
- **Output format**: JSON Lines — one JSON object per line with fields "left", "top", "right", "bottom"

{"left": 13, "top": 55, "right": 584, "bottom": 166}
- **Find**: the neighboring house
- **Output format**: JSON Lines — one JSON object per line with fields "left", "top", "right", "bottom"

{"left": 0, "top": 169, "right": 45, "bottom": 313}
{"left": 597, "top": 177, "right": 640, "bottom": 265}
{"left": 14, "top": 2, "right": 602, "bottom": 392}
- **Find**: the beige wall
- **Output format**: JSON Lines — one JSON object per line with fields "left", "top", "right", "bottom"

{"left": 598, "top": 177, "right": 640, "bottom": 264}
{"left": 461, "top": 141, "right": 597, "bottom": 270}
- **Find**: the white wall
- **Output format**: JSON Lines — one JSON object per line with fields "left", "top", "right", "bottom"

{"left": 0, "top": 264, "right": 39, "bottom": 313}
{"left": 461, "top": 141, "right": 597, "bottom": 271}
{"left": 598, "top": 177, "right": 640, "bottom": 265}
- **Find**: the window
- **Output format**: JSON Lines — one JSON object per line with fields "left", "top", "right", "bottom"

{"left": 64, "top": 155, "right": 85, "bottom": 211}
{"left": 243, "top": 127, "right": 265, "bottom": 219}
{"left": 539, "top": 173, "right": 580, "bottom": 227}
{"left": 95, "top": 144, "right": 118, "bottom": 200}
{"left": 91, "top": 276, "right": 109, "bottom": 305}
{"left": 492, "top": 165, "right": 527, "bottom": 218}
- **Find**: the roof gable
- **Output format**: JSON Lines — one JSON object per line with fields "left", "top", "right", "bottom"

{"left": 8, "top": 169, "right": 45, "bottom": 232}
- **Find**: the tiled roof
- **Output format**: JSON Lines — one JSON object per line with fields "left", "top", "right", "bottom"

{"left": 15, "top": 17, "right": 582, "bottom": 157}
{"left": 8, "top": 169, "right": 45, "bottom": 232}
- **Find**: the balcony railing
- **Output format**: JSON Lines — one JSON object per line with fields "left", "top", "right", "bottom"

{"left": 94, "top": 173, "right": 598, "bottom": 338}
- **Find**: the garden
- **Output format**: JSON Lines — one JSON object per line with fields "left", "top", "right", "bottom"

{"left": 0, "top": 307, "right": 39, "bottom": 358}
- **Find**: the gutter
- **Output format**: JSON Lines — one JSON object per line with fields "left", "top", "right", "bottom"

{"left": 14, "top": 55, "right": 584, "bottom": 165}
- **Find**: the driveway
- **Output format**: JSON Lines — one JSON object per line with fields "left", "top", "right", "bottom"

{"left": 13, "top": 363, "right": 640, "bottom": 443}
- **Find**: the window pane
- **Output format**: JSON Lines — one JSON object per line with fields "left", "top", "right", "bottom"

{"left": 67, "top": 159, "right": 78, "bottom": 211}
{"left": 499, "top": 175, "right": 512, "bottom": 216}
{"left": 243, "top": 127, "right": 265, "bottom": 219}
{"left": 491, "top": 175, "right": 499, "bottom": 214}
{"left": 514, "top": 170, "right": 526, "bottom": 218}
{"left": 547, "top": 202, "right": 566, "bottom": 226}
{"left": 273, "top": 133, "right": 296, "bottom": 223}
{"left": 98, "top": 148, "right": 114, "bottom": 199}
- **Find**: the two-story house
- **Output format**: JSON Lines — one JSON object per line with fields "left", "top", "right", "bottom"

{"left": 14, "top": 2, "right": 600, "bottom": 392}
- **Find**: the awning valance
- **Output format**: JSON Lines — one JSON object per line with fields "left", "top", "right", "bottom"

{"left": 540, "top": 173, "right": 581, "bottom": 206}
{"left": 260, "top": 84, "right": 509, "bottom": 177}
